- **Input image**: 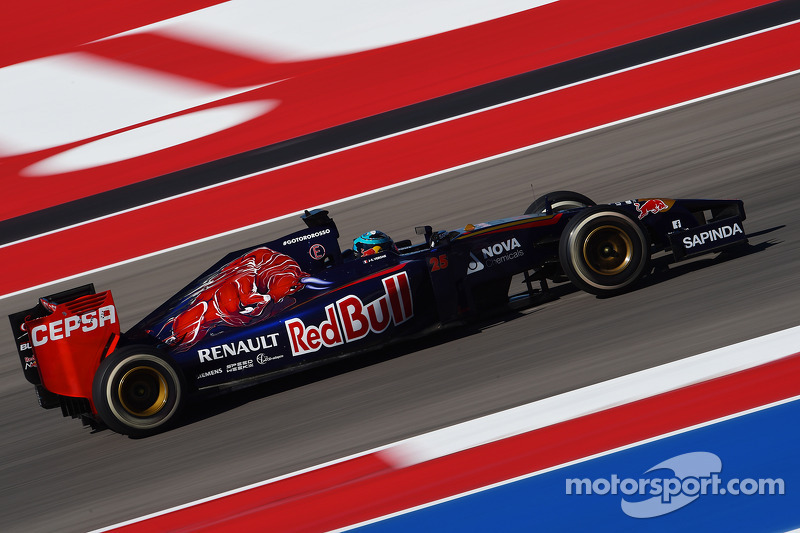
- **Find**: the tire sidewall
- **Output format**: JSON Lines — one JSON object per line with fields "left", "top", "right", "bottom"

{"left": 559, "top": 208, "right": 649, "bottom": 295}
{"left": 92, "top": 347, "right": 184, "bottom": 437}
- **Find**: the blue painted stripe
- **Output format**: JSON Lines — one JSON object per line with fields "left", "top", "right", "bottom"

{"left": 352, "top": 398, "right": 800, "bottom": 532}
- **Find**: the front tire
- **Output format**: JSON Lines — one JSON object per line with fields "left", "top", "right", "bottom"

{"left": 92, "top": 346, "right": 184, "bottom": 437}
{"left": 559, "top": 207, "right": 649, "bottom": 296}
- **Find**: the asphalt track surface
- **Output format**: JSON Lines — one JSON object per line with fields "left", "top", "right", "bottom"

{"left": 1, "top": 74, "right": 799, "bottom": 533}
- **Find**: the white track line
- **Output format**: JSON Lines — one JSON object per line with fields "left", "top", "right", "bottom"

{"left": 3, "top": 20, "right": 800, "bottom": 301}
{"left": 379, "top": 325, "right": 800, "bottom": 467}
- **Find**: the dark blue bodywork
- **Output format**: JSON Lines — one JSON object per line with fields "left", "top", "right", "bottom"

{"left": 119, "top": 197, "right": 745, "bottom": 393}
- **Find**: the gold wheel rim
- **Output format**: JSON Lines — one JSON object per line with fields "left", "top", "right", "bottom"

{"left": 583, "top": 225, "right": 634, "bottom": 275}
{"left": 118, "top": 366, "right": 168, "bottom": 417}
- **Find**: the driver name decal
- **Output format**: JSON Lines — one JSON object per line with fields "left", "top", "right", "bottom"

{"left": 286, "top": 272, "right": 413, "bottom": 356}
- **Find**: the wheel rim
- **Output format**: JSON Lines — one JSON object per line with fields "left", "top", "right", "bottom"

{"left": 117, "top": 366, "right": 168, "bottom": 417}
{"left": 582, "top": 225, "right": 633, "bottom": 275}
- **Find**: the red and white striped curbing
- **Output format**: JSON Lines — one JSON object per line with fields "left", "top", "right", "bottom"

{"left": 95, "top": 325, "right": 800, "bottom": 532}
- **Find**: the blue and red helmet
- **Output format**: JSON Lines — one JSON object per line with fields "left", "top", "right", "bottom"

{"left": 353, "top": 230, "right": 396, "bottom": 256}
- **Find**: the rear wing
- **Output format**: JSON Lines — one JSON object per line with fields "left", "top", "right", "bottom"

{"left": 8, "top": 284, "right": 120, "bottom": 404}
{"left": 9, "top": 284, "right": 96, "bottom": 386}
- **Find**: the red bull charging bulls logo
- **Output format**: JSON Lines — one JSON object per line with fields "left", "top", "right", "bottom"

{"left": 634, "top": 199, "right": 670, "bottom": 220}
{"left": 159, "top": 247, "right": 329, "bottom": 352}
{"left": 286, "top": 272, "right": 413, "bottom": 357}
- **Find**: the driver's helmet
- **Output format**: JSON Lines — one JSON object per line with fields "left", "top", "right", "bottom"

{"left": 353, "top": 230, "right": 396, "bottom": 256}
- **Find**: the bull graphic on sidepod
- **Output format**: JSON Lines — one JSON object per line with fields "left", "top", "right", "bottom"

{"left": 159, "top": 247, "right": 330, "bottom": 351}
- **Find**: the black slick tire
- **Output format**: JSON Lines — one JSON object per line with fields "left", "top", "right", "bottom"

{"left": 92, "top": 346, "right": 184, "bottom": 437}
{"left": 558, "top": 207, "right": 649, "bottom": 296}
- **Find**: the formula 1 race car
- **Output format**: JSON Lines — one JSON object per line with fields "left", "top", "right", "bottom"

{"left": 8, "top": 191, "right": 747, "bottom": 436}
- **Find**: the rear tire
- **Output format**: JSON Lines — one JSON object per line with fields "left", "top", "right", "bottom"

{"left": 92, "top": 346, "right": 184, "bottom": 437}
{"left": 559, "top": 207, "right": 649, "bottom": 296}
{"left": 525, "top": 191, "right": 595, "bottom": 215}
